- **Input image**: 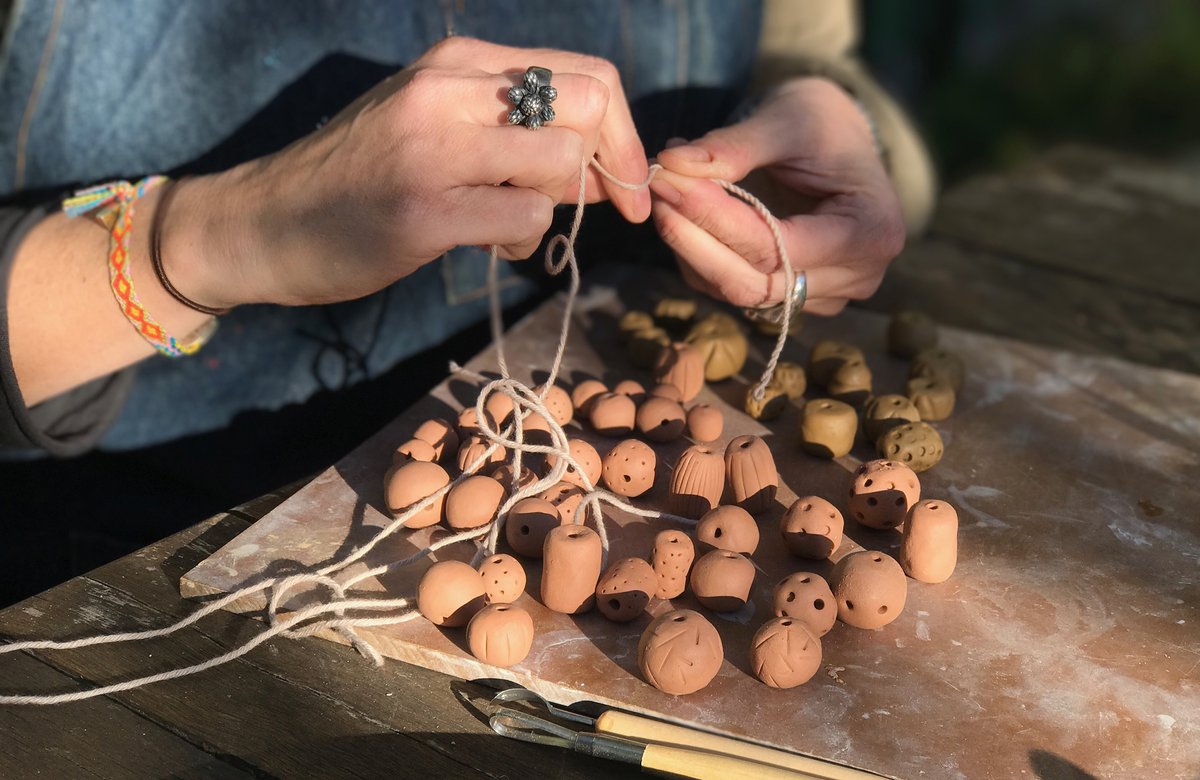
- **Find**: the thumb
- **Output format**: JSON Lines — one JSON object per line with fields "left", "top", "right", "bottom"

{"left": 656, "top": 111, "right": 789, "bottom": 182}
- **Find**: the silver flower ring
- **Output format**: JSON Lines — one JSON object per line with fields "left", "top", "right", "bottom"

{"left": 506, "top": 66, "right": 557, "bottom": 130}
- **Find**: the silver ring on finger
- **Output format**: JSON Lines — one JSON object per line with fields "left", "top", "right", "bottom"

{"left": 742, "top": 269, "right": 807, "bottom": 325}
{"left": 506, "top": 66, "right": 557, "bottom": 129}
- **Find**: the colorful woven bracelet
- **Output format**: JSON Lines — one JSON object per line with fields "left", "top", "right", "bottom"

{"left": 64, "top": 177, "right": 214, "bottom": 358}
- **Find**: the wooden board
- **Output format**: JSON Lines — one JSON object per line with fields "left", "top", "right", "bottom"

{"left": 183, "top": 271, "right": 1200, "bottom": 780}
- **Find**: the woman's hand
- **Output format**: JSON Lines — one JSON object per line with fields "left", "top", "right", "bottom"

{"left": 650, "top": 77, "right": 905, "bottom": 316}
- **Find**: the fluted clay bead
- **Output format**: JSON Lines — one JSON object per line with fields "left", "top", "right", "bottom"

{"left": 772, "top": 361, "right": 807, "bottom": 399}
{"left": 589, "top": 392, "right": 637, "bottom": 437}
{"left": 546, "top": 438, "right": 602, "bottom": 488}
{"left": 743, "top": 382, "right": 788, "bottom": 421}
{"left": 636, "top": 397, "right": 687, "bottom": 442}
{"left": 535, "top": 383, "right": 573, "bottom": 427}
{"left": 628, "top": 327, "right": 671, "bottom": 369}
{"left": 799, "top": 399, "right": 857, "bottom": 458}
{"left": 654, "top": 343, "right": 705, "bottom": 402}
{"left": 602, "top": 439, "right": 656, "bottom": 498}
{"left": 393, "top": 438, "right": 437, "bottom": 465}
{"left": 384, "top": 461, "right": 450, "bottom": 528}
{"left": 477, "top": 553, "right": 526, "bottom": 604}
{"left": 613, "top": 379, "right": 647, "bottom": 405}
{"left": 595, "top": 558, "right": 658, "bottom": 622}
{"left": 780, "top": 496, "right": 844, "bottom": 560}
{"left": 686, "top": 404, "right": 724, "bottom": 442}
{"left": 445, "top": 475, "right": 505, "bottom": 530}
{"left": 467, "top": 604, "right": 534, "bottom": 667}
{"left": 685, "top": 312, "right": 748, "bottom": 381}
{"left": 696, "top": 505, "right": 760, "bottom": 555}
{"left": 724, "top": 435, "right": 778, "bottom": 514}
{"left": 457, "top": 435, "right": 505, "bottom": 475}
{"left": 910, "top": 347, "right": 965, "bottom": 393}
{"left": 771, "top": 572, "right": 837, "bottom": 636}
{"left": 413, "top": 418, "right": 459, "bottom": 462}
{"left": 809, "top": 340, "right": 864, "bottom": 389}
{"left": 690, "top": 550, "right": 755, "bottom": 612}
{"left": 876, "top": 422, "right": 944, "bottom": 473}
{"left": 651, "top": 530, "right": 695, "bottom": 599}
{"left": 847, "top": 459, "right": 921, "bottom": 530}
{"left": 827, "top": 358, "right": 872, "bottom": 408}
{"left": 618, "top": 310, "right": 655, "bottom": 342}
{"left": 750, "top": 617, "right": 822, "bottom": 689}
{"left": 417, "top": 560, "right": 487, "bottom": 627}
{"left": 830, "top": 551, "right": 907, "bottom": 629}
{"left": 571, "top": 379, "right": 608, "bottom": 416}
{"left": 541, "top": 525, "right": 602, "bottom": 614}
{"left": 668, "top": 445, "right": 725, "bottom": 518}
{"left": 900, "top": 499, "right": 959, "bottom": 583}
{"left": 905, "top": 376, "right": 956, "bottom": 421}
{"left": 504, "top": 497, "right": 564, "bottom": 558}
{"left": 638, "top": 610, "right": 723, "bottom": 695}
{"left": 864, "top": 395, "right": 921, "bottom": 442}
{"left": 888, "top": 310, "right": 938, "bottom": 359}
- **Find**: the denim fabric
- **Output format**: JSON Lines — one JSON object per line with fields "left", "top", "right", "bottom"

{"left": 0, "top": 0, "right": 762, "bottom": 450}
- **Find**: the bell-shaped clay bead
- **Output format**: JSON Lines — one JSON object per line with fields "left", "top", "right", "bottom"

{"left": 638, "top": 610, "right": 723, "bottom": 695}
{"left": 686, "top": 404, "right": 724, "bottom": 442}
{"left": 830, "top": 551, "right": 907, "bottom": 629}
{"left": 799, "top": 399, "right": 857, "bottom": 458}
{"left": 636, "top": 397, "right": 687, "bottom": 442}
{"left": 696, "top": 505, "right": 760, "bottom": 555}
{"left": 847, "top": 459, "right": 921, "bottom": 530}
{"left": 900, "top": 499, "right": 958, "bottom": 583}
{"left": 808, "top": 340, "right": 864, "bottom": 389}
{"left": 467, "top": 604, "right": 534, "bottom": 667}
{"left": 772, "top": 572, "right": 837, "bottom": 636}
{"left": 546, "top": 438, "right": 602, "bottom": 488}
{"left": 413, "top": 418, "right": 459, "bottom": 462}
{"left": 828, "top": 358, "right": 873, "bottom": 408}
{"left": 504, "top": 497, "right": 564, "bottom": 558}
{"left": 864, "top": 394, "right": 922, "bottom": 443}
{"left": 780, "top": 496, "right": 844, "bottom": 560}
{"left": 589, "top": 392, "right": 636, "bottom": 437}
{"left": 613, "top": 379, "right": 647, "bottom": 405}
{"left": 596, "top": 558, "right": 658, "bottom": 622}
{"left": 541, "top": 524, "right": 602, "bottom": 614}
{"left": 654, "top": 342, "right": 705, "bottom": 402}
{"left": 535, "top": 383, "right": 573, "bottom": 427}
{"left": 602, "top": 439, "right": 656, "bottom": 498}
{"left": 690, "top": 550, "right": 755, "bottom": 612}
{"left": 724, "top": 435, "right": 778, "bottom": 514}
{"left": 394, "top": 438, "right": 437, "bottom": 466}
{"left": 649, "top": 383, "right": 683, "bottom": 403}
{"left": 417, "top": 560, "right": 487, "bottom": 627}
{"left": 668, "top": 445, "right": 725, "bottom": 519}
{"left": 385, "top": 461, "right": 450, "bottom": 528}
{"left": 477, "top": 553, "right": 526, "bottom": 604}
{"left": 457, "top": 435, "right": 505, "bottom": 475}
{"left": 651, "top": 530, "right": 695, "bottom": 599}
{"left": 444, "top": 475, "right": 505, "bottom": 530}
{"left": 572, "top": 379, "right": 608, "bottom": 417}
{"left": 910, "top": 347, "right": 965, "bottom": 393}
{"left": 751, "top": 617, "right": 822, "bottom": 689}
{"left": 905, "top": 376, "right": 956, "bottom": 421}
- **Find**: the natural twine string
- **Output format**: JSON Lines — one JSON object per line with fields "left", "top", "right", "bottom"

{"left": 0, "top": 156, "right": 797, "bottom": 705}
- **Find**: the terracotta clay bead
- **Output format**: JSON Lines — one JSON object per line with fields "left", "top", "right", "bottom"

{"left": 848, "top": 459, "right": 921, "bottom": 530}
{"left": 571, "top": 379, "right": 608, "bottom": 417}
{"left": 638, "top": 610, "right": 723, "bottom": 695}
{"left": 417, "top": 560, "right": 487, "bottom": 627}
{"left": 491, "top": 463, "right": 538, "bottom": 492}
{"left": 457, "top": 435, "right": 505, "bottom": 475}
{"left": 685, "top": 311, "right": 748, "bottom": 381}
{"left": 780, "top": 496, "right": 844, "bottom": 560}
{"left": 696, "top": 505, "right": 760, "bottom": 555}
{"left": 686, "top": 404, "right": 724, "bottom": 442}
{"left": 602, "top": 439, "right": 657, "bottom": 498}
{"left": 412, "top": 418, "right": 459, "bottom": 462}
{"left": 690, "top": 550, "right": 755, "bottom": 612}
{"left": 827, "top": 358, "right": 873, "bottom": 408}
{"left": 628, "top": 327, "right": 671, "bottom": 369}
{"left": 876, "top": 422, "right": 945, "bottom": 473}
{"left": 900, "top": 499, "right": 959, "bottom": 583}
{"left": 724, "top": 435, "right": 778, "bottom": 514}
{"left": 504, "top": 497, "right": 564, "bottom": 558}
{"left": 905, "top": 376, "right": 956, "bottom": 421}
{"left": 595, "top": 558, "right": 659, "bottom": 622}
{"left": 467, "top": 604, "right": 534, "bottom": 667}
{"left": 772, "top": 361, "right": 807, "bottom": 399}
{"left": 613, "top": 379, "right": 647, "bottom": 405}
{"left": 654, "top": 342, "right": 706, "bottom": 402}
{"left": 477, "top": 553, "right": 527, "bottom": 604}
{"left": 589, "top": 392, "right": 637, "bottom": 437}
{"left": 484, "top": 393, "right": 515, "bottom": 428}
{"left": 617, "top": 310, "right": 655, "bottom": 342}
{"left": 888, "top": 310, "right": 938, "bottom": 359}
{"left": 771, "top": 572, "right": 837, "bottom": 637}
{"left": 809, "top": 340, "right": 865, "bottom": 389}
{"left": 830, "top": 551, "right": 907, "bottom": 629}
{"left": 751, "top": 617, "right": 822, "bottom": 689}
{"left": 910, "top": 347, "right": 965, "bottom": 393}
{"left": 384, "top": 460, "right": 450, "bottom": 528}
{"left": 546, "top": 438, "right": 602, "bottom": 488}
{"left": 798, "top": 398, "right": 857, "bottom": 458}
{"left": 651, "top": 530, "right": 695, "bottom": 599}
{"left": 457, "top": 407, "right": 496, "bottom": 439}
{"left": 635, "top": 397, "right": 687, "bottom": 442}
{"left": 654, "top": 297, "right": 697, "bottom": 334}
{"left": 444, "top": 475, "right": 506, "bottom": 530}
{"left": 539, "top": 481, "right": 586, "bottom": 524}
{"left": 743, "top": 382, "right": 788, "bottom": 421}
{"left": 668, "top": 445, "right": 724, "bottom": 519}
{"left": 393, "top": 438, "right": 437, "bottom": 465}
{"left": 535, "top": 383, "right": 573, "bottom": 427}
{"left": 541, "top": 525, "right": 603, "bottom": 614}
{"left": 864, "top": 395, "right": 922, "bottom": 443}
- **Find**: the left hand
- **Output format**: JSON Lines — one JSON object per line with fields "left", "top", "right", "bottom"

{"left": 650, "top": 77, "right": 906, "bottom": 316}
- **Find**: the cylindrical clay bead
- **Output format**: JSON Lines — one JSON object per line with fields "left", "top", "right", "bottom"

{"left": 595, "top": 558, "right": 658, "bottom": 622}
{"left": 780, "top": 496, "right": 844, "bottom": 560}
{"left": 724, "top": 435, "right": 778, "bottom": 514}
{"left": 651, "top": 530, "right": 695, "bottom": 599}
{"left": 638, "top": 610, "right": 723, "bottom": 695}
{"left": 799, "top": 399, "right": 857, "bottom": 458}
{"left": 830, "top": 551, "right": 907, "bottom": 630}
{"left": 690, "top": 550, "right": 755, "bottom": 612}
{"left": 541, "top": 525, "right": 602, "bottom": 614}
{"left": 900, "top": 499, "right": 959, "bottom": 583}
{"left": 467, "top": 604, "right": 534, "bottom": 667}
{"left": 668, "top": 445, "right": 725, "bottom": 518}
{"left": 696, "top": 505, "right": 760, "bottom": 555}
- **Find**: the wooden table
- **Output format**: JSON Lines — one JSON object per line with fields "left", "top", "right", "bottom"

{"left": 2, "top": 145, "right": 1198, "bottom": 779}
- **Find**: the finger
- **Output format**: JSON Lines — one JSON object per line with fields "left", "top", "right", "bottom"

{"left": 447, "top": 186, "right": 554, "bottom": 252}
{"left": 800, "top": 298, "right": 849, "bottom": 317}
{"left": 457, "top": 72, "right": 606, "bottom": 146}
{"left": 466, "top": 126, "right": 585, "bottom": 200}
{"left": 652, "top": 199, "right": 773, "bottom": 308}
{"left": 656, "top": 111, "right": 790, "bottom": 183}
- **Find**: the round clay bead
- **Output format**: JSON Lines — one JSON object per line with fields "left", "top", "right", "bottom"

{"left": 848, "top": 459, "right": 921, "bottom": 530}
{"left": 589, "top": 392, "right": 637, "bottom": 437}
{"left": 864, "top": 395, "right": 922, "bottom": 443}
{"left": 654, "top": 297, "right": 697, "bottom": 333}
{"left": 638, "top": 610, "right": 723, "bottom": 695}
{"left": 539, "top": 481, "right": 586, "bottom": 524}
{"left": 384, "top": 461, "right": 450, "bottom": 528}
{"left": 504, "top": 497, "right": 564, "bottom": 558}
{"left": 690, "top": 550, "right": 755, "bottom": 612}
{"left": 541, "top": 525, "right": 602, "bottom": 614}
{"left": 780, "top": 496, "right": 844, "bottom": 560}
{"left": 457, "top": 435, "right": 505, "bottom": 475}
{"left": 827, "top": 358, "right": 873, "bottom": 408}
{"left": 830, "top": 551, "right": 907, "bottom": 629}
{"left": 799, "top": 398, "right": 857, "bottom": 458}
{"left": 743, "top": 382, "right": 788, "bottom": 421}
{"left": 444, "top": 475, "right": 505, "bottom": 530}
{"left": 457, "top": 407, "right": 496, "bottom": 439}
{"left": 467, "top": 604, "right": 534, "bottom": 667}
{"left": 595, "top": 558, "right": 658, "bottom": 622}
{"left": 900, "top": 499, "right": 959, "bottom": 583}
{"left": 696, "top": 505, "right": 760, "bottom": 555}
{"left": 651, "top": 530, "right": 695, "bottom": 599}
{"left": 613, "top": 379, "right": 647, "bottom": 405}
{"left": 771, "top": 572, "right": 837, "bottom": 636}
{"left": 546, "top": 438, "right": 602, "bottom": 489}
{"left": 888, "top": 310, "right": 938, "bottom": 359}
{"left": 910, "top": 347, "right": 965, "bottom": 393}
{"left": 477, "top": 553, "right": 527, "bottom": 604}
{"left": 686, "top": 404, "right": 724, "bottom": 442}
{"left": 491, "top": 463, "right": 537, "bottom": 492}
{"left": 628, "top": 327, "right": 671, "bottom": 369}
{"left": 535, "top": 383, "right": 573, "bottom": 427}
{"left": 654, "top": 342, "right": 705, "bottom": 402}
{"left": 484, "top": 392, "right": 515, "bottom": 428}
{"left": 602, "top": 439, "right": 656, "bottom": 498}
{"left": 412, "top": 418, "right": 459, "bottom": 462}
{"left": 751, "top": 617, "right": 822, "bottom": 689}
{"left": 618, "top": 310, "right": 655, "bottom": 342}
{"left": 650, "top": 384, "right": 684, "bottom": 402}
{"left": 724, "top": 435, "right": 779, "bottom": 514}
{"left": 635, "top": 397, "right": 687, "bottom": 442}
{"left": 668, "top": 445, "right": 725, "bottom": 518}
{"left": 417, "top": 560, "right": 487, "bottom": 627}
{"left": 876, "top": 421, "right": 945, "bottom": 473}
{"left": 772, "top": 361, "right": 807, "bottom": 399}
{"left": 809, "top": 340, "right": 865, "bottom": 389}
{"left": 393, "top": 438, "right": 437, "bottom": 465}
{"left": 571, "top": 379, "right": 608, "bottom": 416}
{"left": 685, "top": 312, "right": 748, "bottom": 381}
{"left": 905, "top": 376, "right": 956, "bottom": 421}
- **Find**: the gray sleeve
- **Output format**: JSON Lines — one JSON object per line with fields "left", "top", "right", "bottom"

{"left": 0, "top": 203, "right": 136, "bottom": 457}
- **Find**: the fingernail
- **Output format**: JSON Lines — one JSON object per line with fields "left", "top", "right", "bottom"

{"left": 664, "top": 136, "right": 689, "bottom": 150}
{"left": 649, "top": 177, "right": 681, "bottom": 206}
{"left": 664, "top": 144, "right": 711, "bottom": 163}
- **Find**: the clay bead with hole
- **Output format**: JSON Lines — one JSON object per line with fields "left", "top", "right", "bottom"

{"left": 589, "top": 392, "right": 637, "bottom": 437}
{"left": 477, "top": 553, "right": 526, "bottom": 604}
{"left": 724, "top": 435, "right": 778, "bottom": 514}
{"left": 650, "top": 383, "right": 683, "bottom": 402}
{"left": 534, "top": 383, "right": 573, "bottom": 427}
{"left": 910, "top": 347, "right": 965, "bottom": 393}
{"left": 504, "top": 497, "right": 564, "bottom": 558}
{"left": 685, "top": 311, "right": 748, "bottom": 381}
{"left": 651, "top": 530, "right": 695, "bottom": 599}
{"left": 596, "top": 558, "right": 659, "bottom": 622}
{"left": 618, "top": 310, "right": 655, "bottom": 342}
{"left": 686, "top": 404, "right": 724, "bottom": 442}
{"left": 546, "top": 439, "right": 601, "bottom": 488}
{"left": 864, "top": 395, "right": 922, "bottom": 442}
{"left": 571, "top": 379, "right": 608, "bottom": 416}
{"left": 888, "top": 310, "right": 938, "bottom": 359}
{"left": 771, "top": 572, "right": 837, "bottom": 636}
{"left": 690, "top": 550, "right": 755, "bottom": 612}
{"left": 696, "top": 505, "right": 760, "bottom": 555}
{"left": 654, "top": 342, "right": 706, "bottom": 402}
{"left": 780, "top": 496, "right": 844, "bottom": 560}
{"left": 827, "top": 358, "right": 873, "bottom": 408}
{"left": 668, "top": 445, "right": 725, "bottom": 518}
{"left": 876, "top": 421, "right": 945, "bottom": 472}
{"left": 541, "top": 524, "right": 603, "bottom": 614}
{"left": 654, "top": 297, "right": 697, "bottom": 334}
{"left": 772, "top": 361, "right": 807, "bottom": 399}
{"left": 457, "top": 407, "right": 496, "bottom": 439}
{"left": 417, "top": 560, "right": 487, "bottom": 627}
{"left": 384, "top": 460, "right": 450, "bottom": 528}
{"left": 412, "top": 418, "right": 459, "bottom": 462}
{"left": 751, "top": 617, "right": 823, "bottom": 689}
{"left": 457, "top": 435, "right": 505, "bottom": 475}
{"left": 799, "top": 398, "right": 858, "bottom": 458}
{"left": 809, "top": 340, "right": 865, "bottom": 389}
{"left": 744, "top": 382, "right": 788, "bottom": 421}
{"left": 614, "top": 379, "right": 647, "bottom": 405}
{"left": 900, "top": 499, "right": 959, "bottom": 583}
{"left": 905, "top": 376, "right": 956, "bottom": 421}
{"left": 830, "top": 551, "right": 907, "bottom": 629}
{"left": 628, "top": 327, "right": 671, "bottom": 369}
{"left": 491, "top": 463, "right": 537, "bottom": 492}
{"left": 636, "top": 397, "right": 687, "bottom": 442}
{"left": 393, "top": 438, "right": 437, "bottom": 466}
{"left": 848, "top": 459, "right": 921, "bottom": 530}
{"left": 602, "top": 439, "right": 657, "bottom": 498}
{"left": 467, "top": 604, "right": 534, "bottom": 667}
{"left": 444, "top": 475, "right": 506, "bottom": 530}
{"left": 539, "top": 481, "right": 586, "bottom": 524}
{"left": 638, "top": 610, "right": 723, "bottom": 695}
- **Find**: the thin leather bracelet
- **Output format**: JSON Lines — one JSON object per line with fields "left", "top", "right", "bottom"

{"left": 150, "top": 178, "right": 231, "bottom": 316}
